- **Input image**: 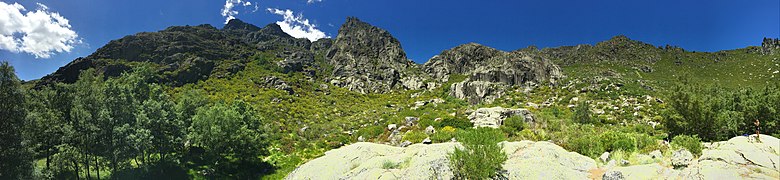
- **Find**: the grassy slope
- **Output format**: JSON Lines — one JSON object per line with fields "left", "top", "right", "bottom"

{"left": 169, "top": 45, "right": 778, "bottom": 179}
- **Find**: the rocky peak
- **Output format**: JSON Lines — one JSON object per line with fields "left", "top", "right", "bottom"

{"left": 326, "top": 17, "right": 420, "bottom": 93}
{"left": 257, "top": 23, "right": 290, "bottom": 38}
{"left": 222, "top": 18, "right": 261, "bottom": 31}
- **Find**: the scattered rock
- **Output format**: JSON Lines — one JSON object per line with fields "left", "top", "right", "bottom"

{"left": 425, "top": 126, "right": 436, "bottom": 135}
{"left": 600, "top": 152, "right": 610, "bottom": 162}
{"left": 398, "top": 141, "right": 412, "bottom": 147}
{"left": 387, "top": 124, "right": 397, "bottom": 131}
{"left": 405, "top": 117, "right": 419, "bottom": 126}
{"left": 422, "top": 138, "right": 432, "bottom": 144}
{"left": 602, "top": 170, "right": 625, "bottom": 180}
{"left": 672, "top": 149, "right": 693, "bottom": 168}
{"left": 620, "top": 160, "right": 630, "bottom": 166}
{"left": 357, "top": 136, "right": 365, "bottom": 142}
{"left": 649, "top": 150, "right": 662, "bottom": 159}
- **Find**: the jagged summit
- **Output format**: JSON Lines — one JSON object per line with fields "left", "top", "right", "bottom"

{"left": 223, "top": 18, "right": 261, "bottom": 31}
{"left": 326, "top": 17, "right": 421, "bottom": 93}
{"left": 257, "top": 23, "right": 290, "bottom": 37}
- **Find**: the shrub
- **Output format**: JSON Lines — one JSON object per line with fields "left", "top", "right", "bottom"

{"left": 402, "top": 130, "right": 428, "bottom": 143}
{"left": 381, "top": 160, "right": 399, "bottom": 169}
{"left": 449, "top": 128, "right": 507, "bottom": 179}
{"left": 439, "top": 116, "right": 473, "bottom": 129}
{"left": 574, "top": 101, "right": 593, "bottom": 124}
{"left": 633, "top": 133, "right": 659, "bottom": 153}
{"left": 599, "top": 131, "right": 637, "bottom": 152}
{"left": 501, "top": 116, "right": 526, "bottom": 135}
{"left": 430, "top": 126, "right": 457, "bottom": 143}
{"left": 671, "top": 135, "right": 702, "bottom": 156}
{"left": 567, "top": 134, "right": 605, "bottom": 158}
{"left": 356, "top": 126, "right": 385, "bottom": 139}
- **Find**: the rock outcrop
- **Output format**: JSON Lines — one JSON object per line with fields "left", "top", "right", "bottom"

{"left": 326, "top": 17, "right": 421, "bottom": 93}
{"left": 287, "top": 135, "right": 780, "bottom": 180}
{"left": 424, "top": 43, "right": 563, "bottom": 104}
{"left": 286, "top": 141, "right": 597, "bottom": 180}
{"left": 601, "top": 134, "right": 780, "bottom": 179}
{"left": 468, "top": 107, "right": 534, "bottom": 128}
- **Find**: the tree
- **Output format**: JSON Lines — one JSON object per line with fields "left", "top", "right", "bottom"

{"left": 69, "top": 69, "right": 106, "bottom": 179}
{"left": 136, "top": 84, "right": 181, "bottom": 162}
{"left": 24, "top": 86, "right": 70, "bottom": 170}
{"left": 188, "top": 100, "right": 269, "bottom": 178}
{"left": 448, "top": 128, "right": 507, "bottom": 179}
{"left": 0, "top": 61, "right": 33, "bottom": 179}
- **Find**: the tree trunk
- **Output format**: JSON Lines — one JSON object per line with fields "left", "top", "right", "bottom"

{"left": 95, "top": 156, "right": 100, "bottom": 180}
{"left": 46, "top": 153, "right": 51, "bottom": 169}
{"left": 74, "top": 159, "right": 80, "bottom": 180}
{"left": 85, "top": 151, "right": 91, "bottom": 180}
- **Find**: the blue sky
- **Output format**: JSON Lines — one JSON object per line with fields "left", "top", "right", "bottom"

{"left": 1, "top": 0, "right": 778, "bottom": 80}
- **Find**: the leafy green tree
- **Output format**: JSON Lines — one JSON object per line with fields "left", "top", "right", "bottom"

{"left": 449, "top": 128, "right": 507, "bottom": 179}
{"left": 137, "top": 84, "right": 181, "bottom": 162}
{"left": 189, "top": 100, "right": 269, "bottom": 178}
{"left": 69, "top": 69, "right": 106, "bottom": 178}
{"left": 0, "top": 61, "right": 33, "bottom": 179}
{"left": 24, "top": 86, "right": 71, "bottom": 170}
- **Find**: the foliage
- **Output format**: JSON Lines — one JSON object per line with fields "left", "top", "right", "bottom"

{"left": 671, "top": 135, "right": 702, "bottom": 157}
{"left": 430, "top": 126, "right": 457, "bottom": 143}
{"left": 401, "top": 130, "right": 428, "bottom": 143}
{"left": 438, "top": 116, "right": 472, "bottom": 129}
{"left": 599, "top": 131, "right": 637, "bottom": 152}
{"left": 664, "top": 80, "right": 780, "bottom": 141}
{"left": 573, "top": 101, "right": 593, "bottom": 124}
{"left": 449, "top": 128, "right": 507, "bottom": 180}
{"left": 0, "top": 62, "right": 33, "bottom": 179}
{"left": 189, "top": 100, "right": 270, "bottom": 178}
{"left": 501, "top": 115, "right": 526, "bottom": 135}
{"left": 356, "top": 126, "right": 385, "bottom": 140}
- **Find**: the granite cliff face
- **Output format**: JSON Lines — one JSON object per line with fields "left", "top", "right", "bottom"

{"left": 325, "top": 17, "right": 423, "bottom": 93}
{"left": 423, "top": 43, "right": 563, "bottom": 104}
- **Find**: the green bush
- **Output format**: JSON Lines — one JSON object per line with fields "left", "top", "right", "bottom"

{"left": 633, "top": 133, "right": 659, "bottom": 153}
{"left": 356, "top": 126, "right": 385, "bottom": 139}
{"left": 430, "top": 126, "right": 457, "bottom": 143}
{"left": 449, "top": 128, "right": 507, "bottom": 179}
{"left": 671, "top": 135, "right": 702, "bottom": 156}
{"left": 402, "top": 130, "right": 428, "bottom": 143}
{"left": 599, "top": 131, "right": 637, "bottom": 152}
{"left": 567, "top": 134, "right": 605, "bottom": 158}
{"left": 439, "top": 116, "right": 473, "bottom": 129}
{"left": 573, "top": 101, "right": 593, "bottom": 124}
{"left": 501, "top": 116, "right": 526, "bottom": 135}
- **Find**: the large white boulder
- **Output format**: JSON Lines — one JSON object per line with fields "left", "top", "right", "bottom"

{"left": 468, "top": 107, "right": 534, "bottom": 128}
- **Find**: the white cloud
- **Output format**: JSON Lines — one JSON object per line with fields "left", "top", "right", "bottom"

{"left": 221, "top": 0, "right": 254, "bottom": 24}
{"left": 0, "top": 2, "right": 79, "bottom": 59}
{"left": 266, "top": 8, "right": 329, "bottom": 41}
{"left": 307, "top": 0, "right": 322, "bottom": 4}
